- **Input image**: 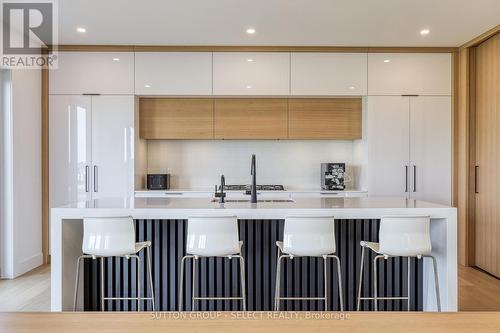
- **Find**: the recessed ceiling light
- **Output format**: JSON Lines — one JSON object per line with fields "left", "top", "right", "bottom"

{"left": 76, "top": 27, "right": 86, "bottom": 33}
{"left": 112, "top": 58, "right": 120, "bottom": 61}
{"left": 247, "top": 58, "right": 254, "bottom": 62}
{"left": 348, "top": 86, "right": 355, "bottom": 90}
{"left": 420, "top": 29, "right": 430, "bottom": 35}
{"left": 383, "top": 59, "right": 391, "bottom": 63}
{"left": 246, "top": 28, "right": 256, "bottom": 34}
{"left": 145, "top": 84, "right": 151, "bottom": 88}
{"left": 246, "top": 85, "right": 252, "bottom": 89}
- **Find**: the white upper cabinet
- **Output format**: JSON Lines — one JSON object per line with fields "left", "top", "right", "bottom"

{"left": 291, "top": 53, "right": 367, "bottom": 95}
{"left": 135, "top": 52, "right": 212, "bottom": 95}
{"left": 49, "top": 52, "right": 134, "bottom": 95}
{"left": 213, "top": 52, "right": 290, "bottom": 95}
{"left": 368, "top": 53, "right": 451, "bottom": 96}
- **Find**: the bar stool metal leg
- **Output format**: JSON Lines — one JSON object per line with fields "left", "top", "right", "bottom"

{"left": 146, "top": 246, "right": 156, "bottom": 311}
{"left": 274, "top": 248, "right": 282, "bottom": 311}
{"left": 373, "top": 255, "right": 383, "bottom": 311}
{"left": 332, "top": 255, "right": 344, "bottom": 311}
{"left": 426, "top": 255, "right": 441, "bottom": 312}
{"left": 134, "top": 255, "right": 141, "bottom": 311}
{"left": 356, "top": 246, "right": 366, "bottom": 311}
{"left": 239, "top": 256, "right": 247, "bottom": 311}
{"left": 407, "top": 257, "right": 411, "bottom": 311}
{"left": 274, "top": 255, "right": 285, "bottom": 311}
{"left": 192, "top": 257, "right": 197, "bottom": 311}
{"left": 178, "top": 255, "right": 193, "bottom": 311}
{"left": 73, "top": 255, "right": 92, "bottom": 311}
{"left": 100, "top": 257, "right": 105, "bottom": 311}
{"left": 323, "top": 257, "right": 328, "bottom": 311}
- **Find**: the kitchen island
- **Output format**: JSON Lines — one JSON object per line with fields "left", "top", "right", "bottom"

{"left": 51, "top": 197, "right": 456, "bottom": 312}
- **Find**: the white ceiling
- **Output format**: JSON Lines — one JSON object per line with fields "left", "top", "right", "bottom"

{"left": 57, "top": 0, "right": 500, "bottom": 47}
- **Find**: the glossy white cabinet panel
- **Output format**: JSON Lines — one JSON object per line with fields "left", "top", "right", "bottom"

{"left": 91, "top": 96, "right": 134, "bottom": 199}
{"left": 291, "top": 53, "right": 367, "bottom": 95}
{"left": 368, "top": 53, "right": 452, "bottom": 96}
{"left": 409, "top": 96, "right": 452, "bottom": 205}
{"left": 367, "top": 96, "right": 410, "bottom": 197}
{"left": 135, "top": 52, "right": 212, "bottom": 95}
{"left": 49, "top": 95, "right": 92, "bottom": 208}
{"left": 213, "top": 52, "right": 290, "bottom": 95}
{"left": 49, "top": 52, "right": 134, "bottom": 94}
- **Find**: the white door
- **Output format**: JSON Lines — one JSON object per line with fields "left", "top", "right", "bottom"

{"left": 367, "top": 96, "right": 410, "bottom": 197}
{"left": 49, "top": 95, "right": 92, "bottom": 208}
{"left": 409, "top": 96, "right": 452, "bottom": 205}
{"left": 91, "top": 95, "right": 134, "bottom": 199}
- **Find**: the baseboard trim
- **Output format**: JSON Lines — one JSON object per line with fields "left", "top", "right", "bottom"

{"left": 14, "top": 253, "right": 44, "bottom": 278}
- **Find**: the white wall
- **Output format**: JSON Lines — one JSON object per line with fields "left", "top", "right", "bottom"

{"left": 0, "top": 69, "right": 13, "bottom": 278}
{"left": 147, "top": 140, "right": 362, "bottom": 190}
{"left": 11, "top": 69, "right": 43, "bottom": 277}
{"left": 0, "top": 69, "right": 42, "bottom": 278}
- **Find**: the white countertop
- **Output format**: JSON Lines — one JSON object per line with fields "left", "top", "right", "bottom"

{"left": 52, "top": 196, "right": 455, "bottom": 220}
{"left": 134, "top": 189, "right": 368, "bottom": 193}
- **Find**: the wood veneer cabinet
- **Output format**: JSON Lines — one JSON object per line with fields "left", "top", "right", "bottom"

{"left": 214, "top": 98, "right": 288, "bottom": 139}
{"left": 139, "top": 97, "right": 362, "bottom": 140}
{"left": 288, "top": 98, "right": 362, "bottom": 139}
{"left": 139, "top": 98, "right": 214, "bottom": 139}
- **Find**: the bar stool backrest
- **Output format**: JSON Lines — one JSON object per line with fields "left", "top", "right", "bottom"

{"left": 187, "top": 216, "right": 240, "bottom": 256}
{"left": 283, "top": 216, "right": 336, "bottom": 256}
{"left": 82, "top": 216, "right": 136, "bottom": 256}
{"left": 379, "top": 215, "right": 432, "bottom": 256}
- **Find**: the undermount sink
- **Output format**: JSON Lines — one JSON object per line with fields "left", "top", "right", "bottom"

{"left": 211, "top": 199, "right": 294, "bottom": 203}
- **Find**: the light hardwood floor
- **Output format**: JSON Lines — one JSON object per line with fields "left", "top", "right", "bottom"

{"left": 459, "top": 265, "right": 500, "bottom": 311}
{"left": 0, "top": 265, "right": 50, "bottom": 312}
{"left": 0, "top": 264, "right": 499, "bottom": 312}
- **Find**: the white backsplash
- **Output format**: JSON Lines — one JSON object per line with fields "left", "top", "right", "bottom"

{"left": 146, "top": 140, "right": 362, "bottom": 190}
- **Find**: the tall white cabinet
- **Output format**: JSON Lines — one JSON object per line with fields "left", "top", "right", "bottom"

{"left": 90, "top": 96, "right": 134, "bottom": 199}
{"left": 49, "top": 95, "right": 134, "bottom": 208}
{"left": 367, "top": 96, "right": 452, "bottom": 205}
{"left": 366, "top": 53, "right": 452, "bottom": 205}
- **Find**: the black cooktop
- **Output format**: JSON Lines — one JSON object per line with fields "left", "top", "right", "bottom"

{"left": 220, "top": 184, "right": 285, "bottom": 191}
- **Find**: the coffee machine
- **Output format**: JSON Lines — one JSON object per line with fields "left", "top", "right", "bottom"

{"left": 321, "top": 163, "right": 346, "bottom": 190}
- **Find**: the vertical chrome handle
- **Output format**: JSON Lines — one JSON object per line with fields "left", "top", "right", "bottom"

{"left": 85, "top": 165, "right": 89, "bottom": 192}
{"left": 93, "top": 165, "right": 98, "bottom": 192}
{"left": 413, "top": 165, "right": 417, "bottom": 192}
{"left": 405, "top": 165, "right": 409, "bottom": 192}
{"left": 475, "top": 166, "right": 479, "bottom": 194}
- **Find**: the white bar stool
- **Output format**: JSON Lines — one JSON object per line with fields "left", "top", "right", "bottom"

{"left": 357, "top": 215, "right": 441, "bottom": 311}
{"left": 73, "top": 216, "right": 155, "bottom": 311}
{"left": 274, "top": 216, "right": 343, "bottom": 311}
{"left": 179, "top": 216, "right": 246, "bottom": 311}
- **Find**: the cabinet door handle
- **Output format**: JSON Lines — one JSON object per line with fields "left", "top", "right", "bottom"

{"left": 405, "top": 165, "right": 409, "bottom": 192}
{"left": 475, "top": 166, "right": 479, "bottom": 194}
{"left": 93, "top": 165, "right": 98, "bottom": 192}
{"left": 413, "top": 165, "right": 417, "bottom": 192}
{"left": 85, "top": 165, "right": 89, "bottom": 192}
